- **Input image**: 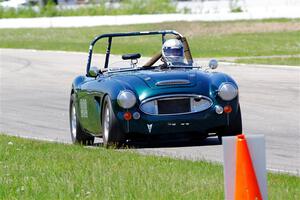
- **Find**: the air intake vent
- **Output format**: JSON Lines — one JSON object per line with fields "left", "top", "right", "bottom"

{"left": 155, "top": 79, "right": 191, "bottom": 86}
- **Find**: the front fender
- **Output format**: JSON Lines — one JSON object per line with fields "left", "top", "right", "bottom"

{"left": 209, "top": 72, "right": 239, "bottom": 99}
{"left": 71, "top": 75, "right": 85, "bottom": 93}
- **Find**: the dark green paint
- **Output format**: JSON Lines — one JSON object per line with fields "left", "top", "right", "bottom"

{"left": 72, "top": 68, "right": 240, "bottom": 137}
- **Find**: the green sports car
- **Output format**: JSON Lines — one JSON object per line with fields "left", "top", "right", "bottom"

{"left": 69, "top": 30, "right": 242, "bottom": 146}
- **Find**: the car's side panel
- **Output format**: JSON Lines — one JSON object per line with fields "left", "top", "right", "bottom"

{"left": 72, "top": 76, "right": 102, "bottom": 136}
{"left": 77, "top": 79, "right": 102, "bottom": 135}
{"left": 76, "top": 76, "right": 129, "bottom": 136}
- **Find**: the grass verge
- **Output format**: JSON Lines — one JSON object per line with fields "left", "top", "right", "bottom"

{"left": 0, "top": 134, "right": 299, "bottom": 199}
{"left": 0, "top": 20, "right": 300, "bottom": 59}
{"left": 234, "top": 57, "right": 300, "bottom": 66}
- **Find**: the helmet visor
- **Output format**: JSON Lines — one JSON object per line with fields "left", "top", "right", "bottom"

{"left": 163, "top": 47, "right": 184, "bottom": 57}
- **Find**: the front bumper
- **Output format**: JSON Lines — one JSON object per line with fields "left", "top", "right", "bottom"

{"left": 116, "top": 101, "right": 240, "bottom": 136}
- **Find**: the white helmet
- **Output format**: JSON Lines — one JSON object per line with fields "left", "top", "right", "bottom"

{"left": 162, "top": 39, "right": 184, "bottom": 64}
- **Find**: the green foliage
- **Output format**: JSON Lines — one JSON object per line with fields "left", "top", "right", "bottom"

{"left": 229, "top": 0, "right": 243, "bottom": 13}
{"left": 231, "top": 7, "right": 243, "bottom": 13}
{"left": 40, "top": 0, "right": 58, "bottom": 17}
{"left": 121, "top": 0, "right": 176, "bottom": 14}
{"left": 0, "top": 6, "right": 38, "bottom": 18}
{"left": 0, "top": 0, "right": 177, "bottom": 18}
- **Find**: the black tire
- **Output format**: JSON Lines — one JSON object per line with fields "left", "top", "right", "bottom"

{"left": 218, "top": 104, "right": 242, "bottom": 144}
{"left": 69, "top": 93, "right": 94, "bottom": 145}
{"left": 102, "top": 95, "right": 125, "bottom": 147}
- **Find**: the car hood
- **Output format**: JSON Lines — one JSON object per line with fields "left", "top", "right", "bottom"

{"left": 135, "top": 70, "right": 198, "bottom": 88}
{"left": 109, "top": 69, "right": 215, "bottom": 101}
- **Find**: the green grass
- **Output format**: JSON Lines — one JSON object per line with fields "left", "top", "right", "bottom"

{"left": 188, "top": 31, "right": 300, "bottom": 57}
{"left": 235, "top": 56, "right": 300, "bottom": 66}
{"left": 0, "top": 134, "right": 299, "bottom": 199}
{"left": 259, "top": 18, "right": 300, "bottom": 22}
{"left": 0, "top": 20, "right": 299, "bottom": 59}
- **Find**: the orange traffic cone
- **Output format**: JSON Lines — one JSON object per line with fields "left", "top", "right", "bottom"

{"left": 235, "top": 134, "right": 263, "bottom": 200}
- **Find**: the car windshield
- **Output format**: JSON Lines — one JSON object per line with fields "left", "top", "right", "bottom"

{"left": 108, "top": 55, "right": 151, "bottom": 69}
{"left": 90, "top": 33, "right": 194, "bottom": 72}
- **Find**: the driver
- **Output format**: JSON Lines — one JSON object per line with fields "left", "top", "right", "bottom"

{"left": 161, "top": 39, "right": 185, "bottom": 66}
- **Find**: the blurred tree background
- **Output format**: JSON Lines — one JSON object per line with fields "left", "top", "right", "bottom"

{"left": 0, "top": 0, "right": 177, "bottom": 18}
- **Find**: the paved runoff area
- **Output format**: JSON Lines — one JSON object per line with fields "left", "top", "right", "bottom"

{"left": 0, "top": 48, "right": 299, "bottom": 175}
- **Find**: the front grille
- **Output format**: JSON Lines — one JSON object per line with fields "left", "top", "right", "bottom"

{"left": 157, "top": 98, "right": 190, "bottom": 114}
{"left": 140, "top": 94, "right": 213, "bottom": 116}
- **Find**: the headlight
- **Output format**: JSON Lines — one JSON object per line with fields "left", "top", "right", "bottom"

{"left": 218, "top": 83, "right": 238, "bottom": 101}
{"left": 117, "top": 90, "right": 136, "bottom": 109}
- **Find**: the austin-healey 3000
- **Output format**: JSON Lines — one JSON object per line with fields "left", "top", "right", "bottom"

{"left": 69, "top": 30, "right": 242, "bottom": 146}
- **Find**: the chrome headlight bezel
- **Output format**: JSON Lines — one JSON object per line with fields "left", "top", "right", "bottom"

{"left": 218, "top": 83, "right": 238, "bottom": 101}
{"left": 117, "top": 90, "right": 137, "bottom": 109}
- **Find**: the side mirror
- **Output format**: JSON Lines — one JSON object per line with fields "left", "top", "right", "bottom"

{"left": 88, "top": 66, "right": 99, "bottom": 77}
{"left": 208, "top": 59, "right": 218, "bottom": 70}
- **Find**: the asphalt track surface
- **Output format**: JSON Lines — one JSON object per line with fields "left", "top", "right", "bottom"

{"left": 0, "top": 49, "right": 299, "bottom": 175}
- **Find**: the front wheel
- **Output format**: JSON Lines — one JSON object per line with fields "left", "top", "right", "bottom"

{"left": 69, "top": 93, "right": 94, "bottom": 145}
{"left": 102, "top": 95, "right": 125, "bottom": 147}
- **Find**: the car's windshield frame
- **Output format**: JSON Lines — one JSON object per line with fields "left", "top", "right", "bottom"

{"left": 86, "top": 30, "right": 194, "bottom": 76}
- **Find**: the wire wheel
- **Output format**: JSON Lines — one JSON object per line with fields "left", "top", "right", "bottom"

{"left": 71, "top": 103, "right": 77, "bottom": 139}
{"left": 103, "top": 104, "right": 110, "bottom": 141}
{"left": 69, "top": 93, "right": 94, "bottom": 145}
{"left": 102, "top": 95, "right": 125, "bottom": 147}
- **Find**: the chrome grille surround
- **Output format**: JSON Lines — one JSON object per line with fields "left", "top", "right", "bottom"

{"left": 140, "top": 94, "right": 213, "bottom": 116}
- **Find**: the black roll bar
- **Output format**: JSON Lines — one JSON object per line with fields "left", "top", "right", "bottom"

{"left": 86, "top": 30, "right": 182, "bottom": 75}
